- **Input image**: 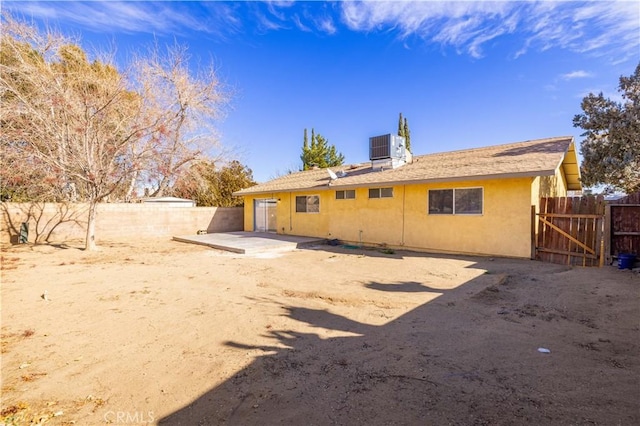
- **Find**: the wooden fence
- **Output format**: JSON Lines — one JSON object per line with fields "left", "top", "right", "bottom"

{"left": 535, "top": 196, "right": 605, "bottom": 267}
{"left": 604, "top": 192, "right": 640, "bottom": 265}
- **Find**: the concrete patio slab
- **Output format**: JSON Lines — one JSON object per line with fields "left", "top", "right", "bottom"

{"left": 173, "top": 231, "right": 326, "bottom": 254}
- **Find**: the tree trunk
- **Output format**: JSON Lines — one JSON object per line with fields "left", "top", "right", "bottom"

{"left": 152, "top": 177, "right": 170, "bottom": 198}
{"left": 85, "top": 201, "right": 98, "bottom": 251}
{"left": 124, "top": 172, "right": 139, "bottom": 202}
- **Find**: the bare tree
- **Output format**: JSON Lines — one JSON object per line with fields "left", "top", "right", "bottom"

{"left": 1, "top": 16, "right": 143, "bottom": 249}
{"left": 125, "top": 42, "right": 227, "bottom": 199}
{"left": 1, "top": 13, "right": 228, "bottom": 249}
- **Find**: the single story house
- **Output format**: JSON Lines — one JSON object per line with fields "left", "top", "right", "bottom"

{"left": 234, "top": 135, "right": 581, "bottom": 258}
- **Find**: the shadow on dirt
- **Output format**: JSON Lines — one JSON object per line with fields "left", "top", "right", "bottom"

{"left": 157, "top": 258, "right": 639, "bottom": 426}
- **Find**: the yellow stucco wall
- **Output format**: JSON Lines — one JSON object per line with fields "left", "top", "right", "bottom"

{"left": 531, "top": 168, "right": 568, "bottom": 205}
{"left": 530, "top": 167, "right": 569, "bottom": 235}
{"left": 328, "top": 187, "right": 405, "bottom": 245}
{"left": 401, "top": 179, "right": 533, "bottom": 257}
{"left": 242, "top": 176, "right": 544, "bottom": 258}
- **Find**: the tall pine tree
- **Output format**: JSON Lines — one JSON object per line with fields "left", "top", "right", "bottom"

{"left": 398, "top": 113, "right": 405, "bottom": 139}
{"left": 303, "top": 128, "right": 309, "bottom": 152}
{"left": 300, "top": 128, "right": 345, "bottom": 170}
{"left": 403, "top": 117, "right": 411, "bottom": 152}
{"left": 398, "top": 112, "right": 411, "bottom": 152}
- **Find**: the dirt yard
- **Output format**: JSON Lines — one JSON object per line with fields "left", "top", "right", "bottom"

{"left": 1, "top": 238, "right": 638, "bottom": 425}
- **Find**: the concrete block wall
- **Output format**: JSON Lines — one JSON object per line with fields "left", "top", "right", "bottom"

{"left": 0, "top": 203, "right": 243, "bottom": 244}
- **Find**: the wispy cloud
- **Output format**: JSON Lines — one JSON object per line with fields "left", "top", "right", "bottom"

{"left": 561, "top": 70, "right": 593, "bottom": 80}
{"left": 253, "top": 10, "right": 286, "bottom": 33}
{"left": 340, "top": 0, "right": 516, "bottom": 58}
{"left": 339, "top": 1, "right": 639, "bottom": 61}
{"left": 292, "top": 14, "right": 312, "bottom": 32}
{"left": 7, "top": 1, "right": 639, "bottom": 62}
{"left": 11, "top": 1, "right": 215, "bottom": 36}
{"left": 316, "top": 16, "right": 337, "bottom": 35}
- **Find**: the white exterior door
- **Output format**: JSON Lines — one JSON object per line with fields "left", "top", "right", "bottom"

{"left": 254, "top": 199, "right": 277, "bottom": 232}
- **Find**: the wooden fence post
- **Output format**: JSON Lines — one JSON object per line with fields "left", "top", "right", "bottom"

{"left": 531, "top": 205, "right": 536, "bottom": 260}
{"left": 604, "top": 204, "right": 611, "bottom": 265}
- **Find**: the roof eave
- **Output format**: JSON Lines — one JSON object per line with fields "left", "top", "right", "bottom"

{"left": 234, "top": 170, "right": 556, "bottom": 195}
{"left": 234, "top": 184, "right": 329, "bottom": 196}
{"left": 556, "top": 139, "right": 582, "bottom": 191}
{"left": 329, "top": 171, "right": 556, "bottom": 190}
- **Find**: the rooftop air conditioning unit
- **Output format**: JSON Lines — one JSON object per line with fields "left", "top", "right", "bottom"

{"left": 369, "top": 134, "right": 406, "bottom": 161}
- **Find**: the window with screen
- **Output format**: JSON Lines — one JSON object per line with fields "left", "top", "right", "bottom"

{"left": 295, "top": 195, "right": 320, "bottom": 213}
{"left": 336, "top": 190, "right": 355, "bottom": 200}
{"left": 368, "top": 187, "right": 393, "bottom": 199}
{"left": 428, "top": 188, "right": 482, "bottom": 215}
{"left": 455, "top": 188, "right": 483, "bottom": 214}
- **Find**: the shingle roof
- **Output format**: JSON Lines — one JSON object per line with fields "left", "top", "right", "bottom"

{"left": 235, "top": 136, "right": 580, "bottom": 196}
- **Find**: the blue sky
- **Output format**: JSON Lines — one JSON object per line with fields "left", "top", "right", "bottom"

{"left": 8, "top": 1, "right": 640, "bottom": 183}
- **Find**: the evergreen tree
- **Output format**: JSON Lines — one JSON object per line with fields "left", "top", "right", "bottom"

{"left": 300, "top": 128, "right": 345, "bottom": 170}
{"left": 403, "top": 117, "right": 411, "bottom": 152}
{"left": 573, "top": 63, "right": 639, "bottom": 193}
{"left": 398, "top": 112, "right": 411, "bottom": 152}
{"left": 303, "top": 128, "right": 308, "bottom": 151}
